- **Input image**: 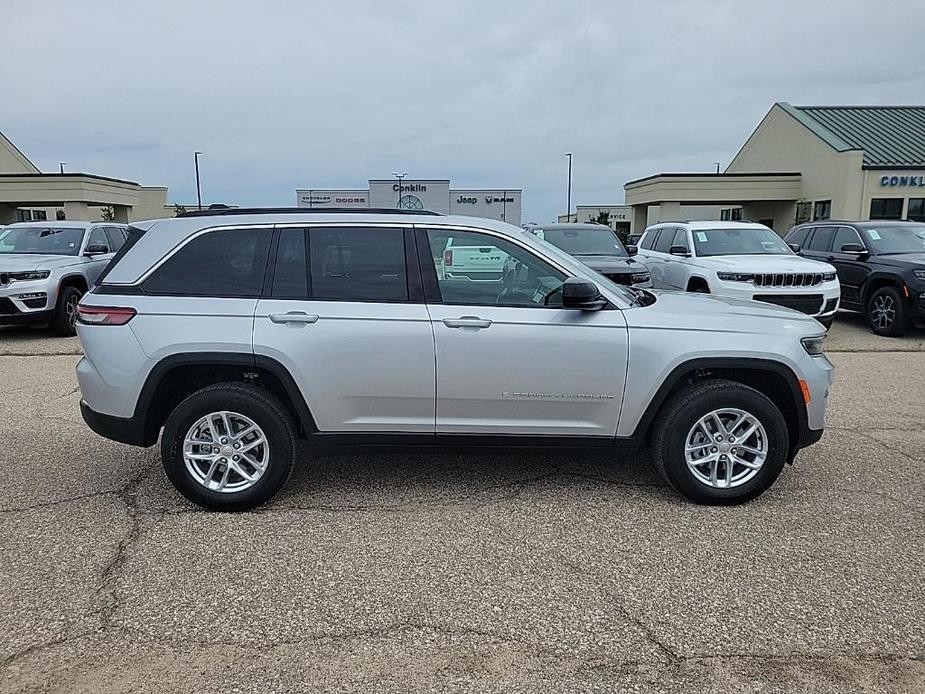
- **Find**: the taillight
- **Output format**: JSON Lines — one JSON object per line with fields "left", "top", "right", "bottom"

{"left": 443, "top": 249, "right": 453, "bottom": 266}
{"left": 76, "top": 305, "right": 136, "bottom": 326}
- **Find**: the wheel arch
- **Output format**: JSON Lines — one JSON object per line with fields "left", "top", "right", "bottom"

{"left": 630, "top": 357, "right": 807, "bottom": 458}
{"left": 58, "top": 274, "right": 90, "bottom": 294}
{"left": 686, "top": 275, "right": 711, "bottom": 292}
{"left": 135, "top": 352, "right": 318, "bottom": 444}
{"left": 861, "top": 273, "right": 903, "bottom": 305}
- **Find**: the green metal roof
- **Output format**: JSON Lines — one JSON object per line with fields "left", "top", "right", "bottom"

{"left": 778, "top": 103, "right": 925, "bottom": 168}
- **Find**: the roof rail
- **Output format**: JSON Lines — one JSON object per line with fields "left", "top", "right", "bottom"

{"left": 176, "top": 207, "right": 442, "bottom": 218}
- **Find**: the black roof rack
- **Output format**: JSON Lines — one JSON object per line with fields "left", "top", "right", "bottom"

{"left": 176, "top": 207, "right": 442, "bottom": 218}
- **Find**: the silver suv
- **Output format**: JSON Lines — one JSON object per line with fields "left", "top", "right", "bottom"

{"left": 0, "top": 221, "right": 127, "bottom": 336}
{"left": 76, "top": 209, "right": 833, "bottom": 510}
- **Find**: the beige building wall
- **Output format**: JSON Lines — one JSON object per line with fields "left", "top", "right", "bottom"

{"left": 726, "top": 104, "right": 865, "bottom": 219}
{"left": 0, "top": 133, "right": 40, "bottom": 174}
{"left": 860, "top": 170, "right": 925, "bottom": 219}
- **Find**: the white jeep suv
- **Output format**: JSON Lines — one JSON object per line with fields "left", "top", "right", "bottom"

{"left": 75, "top": 209, "right": 832, "bottom": 510}
{"left": 637, "top": 222, "right": 840, "bottom": 327}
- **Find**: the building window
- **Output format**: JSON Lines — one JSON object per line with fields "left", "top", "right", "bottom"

{"left": 813, "top": 200, "right": 831, "bottom": 221}
{"left": 795, "top": 201, "right": 812, "bottom": 225}
{"left": 870, "top": 198, "right": 904, "bottom": 220}
{"left": 907, "top": 198, "right": 925, "bottom": 222}
{"left": 720, "top": 208, "right": 742, "bottom": 221}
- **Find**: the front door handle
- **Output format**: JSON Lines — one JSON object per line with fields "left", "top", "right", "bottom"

{"left": 269, "top": 311, "right": 320, "bottom": 325}
{"left": 443, "top": 316, "right": 492, "bottom": 329}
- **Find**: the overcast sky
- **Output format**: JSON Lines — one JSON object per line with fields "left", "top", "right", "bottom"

{"left": 3, "top": 0, "right": 923, "bottom": 222}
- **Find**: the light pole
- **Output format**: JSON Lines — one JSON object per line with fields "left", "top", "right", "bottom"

{"left": 59, "top": 162, "right": 66, "bottom": 174}
{"left": 714, "top": 162, "right": 721, "bottom": 174}
{"left": 194, "top": 151, "right": 203, "bottom": 210}
{"left": 392, "top": 171, "right": 408, "bottom": 208}
{"left": 565, "top": 152, "right": 572, "bottom": 221}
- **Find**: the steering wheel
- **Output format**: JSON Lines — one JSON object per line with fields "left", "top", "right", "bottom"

{"left": 543, "top": 285, "right": 563, "bottom": 306}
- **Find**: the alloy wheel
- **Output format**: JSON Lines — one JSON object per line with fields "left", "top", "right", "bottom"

{"left": 871, "top": 295, "right": 895, "bottom": 330}
{"left": 684, "top": 408, "right": 767, "bottom": 489}
{"left": 66, "top": 293, "right": 80, "bottom": 328}
{"left": 183, "top": 411, "right": 269, "bottom": 493}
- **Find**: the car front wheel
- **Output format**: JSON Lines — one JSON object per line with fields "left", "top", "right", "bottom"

{"left": 867, "top": 286, "right": 908, "bottom": 337}
{"left": 161, "top": 383, "right": 297, "bottom": 511}
{"left": 651, "top": 379, "right": 788, "bottom": 505}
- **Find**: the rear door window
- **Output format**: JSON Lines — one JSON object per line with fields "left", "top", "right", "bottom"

{"left": 143, "top": 228, "right": 272, "bottom": 296}
{"left": 653, "top": 227, "right": 676, "bottom": 253}
{"left": 308, "top": 227, "right": 408, "bottom": 302}
{"left": 271, "top": 228, "right": 310, "bottom": 298}
{"left": 807, "top": 226, "right": 836, "bottom": 252}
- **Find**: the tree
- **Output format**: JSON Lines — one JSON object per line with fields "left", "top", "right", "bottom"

{"left": 100, "top": 206, "right": 115, "bottom": 221}
{"left": 173, "top": 203, "right": 188, "bottom": 217}
{"left": 588, "top": 210, "right": 612, "bottom": 228}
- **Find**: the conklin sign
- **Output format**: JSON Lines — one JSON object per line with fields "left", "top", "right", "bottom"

{"left": 879, "top": 174, "right": 925, "bottom": 187}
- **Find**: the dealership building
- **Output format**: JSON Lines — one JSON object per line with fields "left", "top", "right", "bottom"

{"left": 296, "top": 179, "right": 522, "bottom": 225}
{"left": 624, "top": 103, "right": 925, "bottom": 235}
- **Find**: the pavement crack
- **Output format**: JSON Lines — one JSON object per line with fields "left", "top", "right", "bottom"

{"left": 0, "top": 490, "right": 121, "bottom": 515}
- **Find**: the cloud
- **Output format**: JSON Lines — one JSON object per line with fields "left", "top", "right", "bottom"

{"left": 3, "top": 0, "right": 923, "bottom": 220}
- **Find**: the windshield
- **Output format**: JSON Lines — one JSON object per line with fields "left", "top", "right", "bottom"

{"left": 861, "top": 225, "right": 925, "bottom": 254}
{"left": 535, "top": 227, "right": 628, "bottom": 257}
{"left": 0, "top": 226, "right": 85, "bottom": 255}
{"left": 692, "top": 227, "right": 792, "bottom": 257}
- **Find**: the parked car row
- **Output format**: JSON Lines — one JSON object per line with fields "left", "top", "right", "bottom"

{"left": 533, "top": 219, "right": 924, "bottom": 337}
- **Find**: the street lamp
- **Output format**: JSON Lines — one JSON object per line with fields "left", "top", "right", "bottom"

{"left": 194, "top": 151, "right": 203, "bottom": 210}
{"left": 59, "top": 162, "right": 67, "bottom": 174}
{"left": 392, "top": 171, "right": 408, "bottom": 207}
{"left": 714, "top": 162, "right": 721, "bottom": 174}
{"left": 565, "top": 153, "right": 573, "bottom": 220}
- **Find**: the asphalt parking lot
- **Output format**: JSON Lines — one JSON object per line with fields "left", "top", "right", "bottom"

{"left": 0, "top": 314, "right": 923, "bottom": 693}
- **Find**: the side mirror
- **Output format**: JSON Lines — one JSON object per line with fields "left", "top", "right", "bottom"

{"left": 561, "top": 277, "right": 607, "bottom": 311}
{"left": 626, "top": 244, "right": 638, "bottom": 256}
{"left": 85, "top": 243, "right": 109, "bottom": 256}
{"left": 669, "top": 245, "right": 690, "bottom": 257}
{"left": 788, "top": 243, "right": 802, "bottom": 253}
{"left": 840, "top": 243, "right": 867, "bottom": 255}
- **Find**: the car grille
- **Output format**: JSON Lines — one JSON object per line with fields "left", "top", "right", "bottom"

{"left": 754, "top": 294, "right": 824, "bottom": 315}
{"left": 0, "top": 298, "right": 20, "bottom": 315}
{"left": 604, "top": 272, "right": 632, "bottom": 285}
{"left": 753, "top": 273, "right": 824, "bottom": 287}
{"left": 822, "top": 298, "right": 838, "bottom": 313}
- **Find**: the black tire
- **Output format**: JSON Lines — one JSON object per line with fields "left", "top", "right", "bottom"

{"left": 51, "top": 285, "right": 83, "bottom": 337}
{"left": 161, "top": 383, "right": 297, "bottom": 511}
{"left": 867, "top": 286, "right": 908, "bottom": 337}
{"left": 687, "top": 279, "right": 710, "bottom": 293}
{"left": 650, "top": 379, "right": 789, "bottom": 505}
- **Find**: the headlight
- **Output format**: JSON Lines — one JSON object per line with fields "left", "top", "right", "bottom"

{"left": 716, "top": 272, "right": 755, "bottom": 282}
{"left": 801, "top": 334, "right": 827, "bottom": 356}
{"left": 913, "top": 270, "right": 925, "bottom": 281}
{"left": 823, "top": 272, "right": 837, "bottom": 281}
{"left": 10, "top": 270, "right": 51, "bottom": 281}
{"left": 630, "top": 272, "right": 650, "bottom": 283}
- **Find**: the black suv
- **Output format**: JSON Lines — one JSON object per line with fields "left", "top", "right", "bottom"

{"left": 785, "top": 220, "right": 925, "bottom": 336}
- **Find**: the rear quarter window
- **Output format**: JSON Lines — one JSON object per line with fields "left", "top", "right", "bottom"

{"left": 96, "top": 226, "right": 147, "bottom": 284}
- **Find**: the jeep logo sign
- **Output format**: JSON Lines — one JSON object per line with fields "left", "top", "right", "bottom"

{"left": 879, "top": 175, "right": 925, "bottom": 187}
{"left": 456, "top": 195, "right": 477, "bottom": 204}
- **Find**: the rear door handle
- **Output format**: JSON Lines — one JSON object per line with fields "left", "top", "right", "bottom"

{"left": 442, "top": 316, "right": 492, "bottom": 329}
{"left": 269, "top": 311, "right": 320, "bottom": 325}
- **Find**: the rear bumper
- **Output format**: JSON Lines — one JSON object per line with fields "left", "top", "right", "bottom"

{"left": 80, "top": 400, "right": 154, "bottom": 447}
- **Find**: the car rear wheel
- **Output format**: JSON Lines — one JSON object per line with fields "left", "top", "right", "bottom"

{"left": 51, "top": 285, "right": 83, "bottom": 337}
{"left": 651, "top": 379, "right": 788, "bottom": 505}
{"left": 867, "top": 286, "right": 908, "bottom": 337}
{"left": 161, "top": 383, "right": 297, "bottom": 511}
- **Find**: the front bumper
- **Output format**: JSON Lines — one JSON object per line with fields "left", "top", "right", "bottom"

{"left": 0, "top": 278, "right": 57, "bottom": 324}
{"left": 713, "top": 278, "right": 841, "bottom": 318}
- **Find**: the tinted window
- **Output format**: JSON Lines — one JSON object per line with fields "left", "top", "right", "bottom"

{"left": 87, "top": 228, "right": 111, "bottom": 253}
{"left": 691, "top": 227, "right": 791, "bottom": 256}
{"left": 105, "top": 227, "right": 126, "bottom": 252}
{"left": 870, "top": 198, "right": 903, "bottom": 220}
{"left": 670, "top": 228, "right": 689, "bottom": 252}
{"left": 309, "top": 227, "right": 407, "bottom": 302}
{"left": 807, "top": 227, "right": 835, "bottom": 252}
{"left": 786, "top": 226, "right": 812, "bottom": 247}
{"left": 535, "top": 226, "right": 627, "bottom": 257}
{"left": 426, "top": 229, "right": 566, "bottom": 307}
{"left": 908, "top": 198, "right": 925, "bottom": 222}
{"left": 813, "top": 200, "right": 831, "bottom": 221}
{"left": 653, "top": 228, "right": 676, "bottom": 253}
{"left": 640, "top": 230, "right": 657, "bottom": 250}
{"left": 143, "top": 228, "right": 271, "bottom": 296}
{"left": 272, "top": 229, "right": 309, "bottom": 298}
{"left": 832, "top": 226, "right": 863, "bottom": 253}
